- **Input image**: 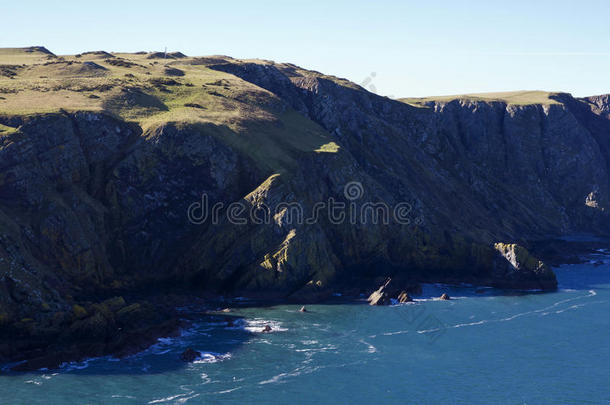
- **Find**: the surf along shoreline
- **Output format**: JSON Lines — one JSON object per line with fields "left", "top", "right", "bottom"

{"left": 3, "top": 237, "right": 608, "bottom": 373}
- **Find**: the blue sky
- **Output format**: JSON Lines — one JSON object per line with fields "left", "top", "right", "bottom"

{"left": 3, "top": 0, "right": 609, "bottom": 97}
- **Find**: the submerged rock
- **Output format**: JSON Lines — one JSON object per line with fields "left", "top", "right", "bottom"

{"left": 180, "top": 347, "right": 201, "bottom": 362}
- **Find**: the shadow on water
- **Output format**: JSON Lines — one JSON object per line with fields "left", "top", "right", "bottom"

{"left": 554, "top": 260, "right": 610, "bottom": 291}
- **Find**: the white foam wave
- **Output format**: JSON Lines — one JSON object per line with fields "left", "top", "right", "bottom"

{"left": 555, "top": 300, "right": 606, "bottom": 314}
{"left": 259, "top": 364, "right": 321, "bottom": 385}
{"left": 60, "top": 358, "right": 95, "bottom": 371}
{"left": 417, "top": 290, "right": 598, "bottom": 334}
{"left": 215, "top": 387, "right": 243, "bottom": 394}
{"left": 259, "top": 360, "right": 367, "bottom": 386}
{"left": 242, "top": 318, "right": 287, "bottom": 333}
{"left": 294, "top": 344, "right": 337, "bottom": 353}
{"left": 25, "top": 380, "right": 42, "bottom": 385}
{"left": 148, "top": 391, "right": 195, "bottom": 404}
{"left": 192, "top": 352, "right": 232, "bottom": 364}
{"left": 359, "top": 339, "right": 377, "bottom": 353}
{"left": 381, "top": 330, "right": 409, "bottom": 336}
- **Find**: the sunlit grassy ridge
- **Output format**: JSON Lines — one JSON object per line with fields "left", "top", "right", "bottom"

{"left": 0, "top": 47, "right": 55, "bottom": 65}
{"left": 400, "top": 90, "right": 563, "bottom": 107}
{"left": 0, "top": 48, "right": 335, "bottom": 172}
{"left": 2, "top": 48, "right": 568, "bottom": 172}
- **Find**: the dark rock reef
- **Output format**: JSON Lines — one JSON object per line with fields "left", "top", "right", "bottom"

{"left": 1, "top": 49, "right": 610, "bottom": 366}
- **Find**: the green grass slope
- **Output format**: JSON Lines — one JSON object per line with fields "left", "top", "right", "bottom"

{"left": 401, "top": 90, "right": 563, "bottom": 107}
{"left": 0, "top": 48, "right": 335, "bottom": 172}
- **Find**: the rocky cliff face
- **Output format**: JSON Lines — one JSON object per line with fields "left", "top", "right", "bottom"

{"left": 0, "top": 49, "right": 609, "bottom": 363}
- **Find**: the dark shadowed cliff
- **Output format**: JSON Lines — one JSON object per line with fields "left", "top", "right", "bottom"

{"left": 0, "top": 48, "right": 609, "bottom": 365}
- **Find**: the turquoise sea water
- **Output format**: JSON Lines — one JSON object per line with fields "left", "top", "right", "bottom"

{"left": 2, "top": 250, "right": 610, "bottom": 404}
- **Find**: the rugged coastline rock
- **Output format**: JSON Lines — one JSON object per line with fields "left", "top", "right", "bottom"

{"left": 5, "top": 295, "right": 183, "bottom": 371}
{"left": 368, "top": 279, "right": 421, "bottom": 305}
{"left": 493, "top": 243, "right": 558, "bottom": 290}
{"left": 1, "top": 48, "right": 609, "bottom": 365}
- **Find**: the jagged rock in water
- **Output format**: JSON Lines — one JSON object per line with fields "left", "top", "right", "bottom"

{"left": 368, "top": 279, "right": 393, "bottom": 306}
{"left": 493, "top": 243, "right": 558, "bottom": 290}
{"left": 180, "top": 347, "right": 201, "bottom": 362}
{"left": 397, "top": 291, "right": 413, "bottom": 303}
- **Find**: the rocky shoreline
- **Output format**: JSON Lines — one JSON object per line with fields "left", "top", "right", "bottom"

{"left": 1, "top": 294, "right": 190, "bottom": 372}
{"left": 3, "top": 237, "right": 606, "bottom": 371}
{"left": 3, "top": 236, "right": 590, "bottom": 372}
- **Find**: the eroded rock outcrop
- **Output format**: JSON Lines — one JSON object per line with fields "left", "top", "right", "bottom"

{"left": 492, "top": 243, "right": 557, "bottom": 290}
{"left": 368, "top": 279, "right": 393, "bottom": 306}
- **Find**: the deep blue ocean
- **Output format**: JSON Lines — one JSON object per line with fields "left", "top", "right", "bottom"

{"left": 2, "top": 249, "right": 609, "bottom": 404}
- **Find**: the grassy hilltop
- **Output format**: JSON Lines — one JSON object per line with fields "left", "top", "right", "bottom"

{"left": 401, "top": 90, "right": 562, "bottom": 107}
{"left": 0, "top": 47, "right": 343, "bottom": 172}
